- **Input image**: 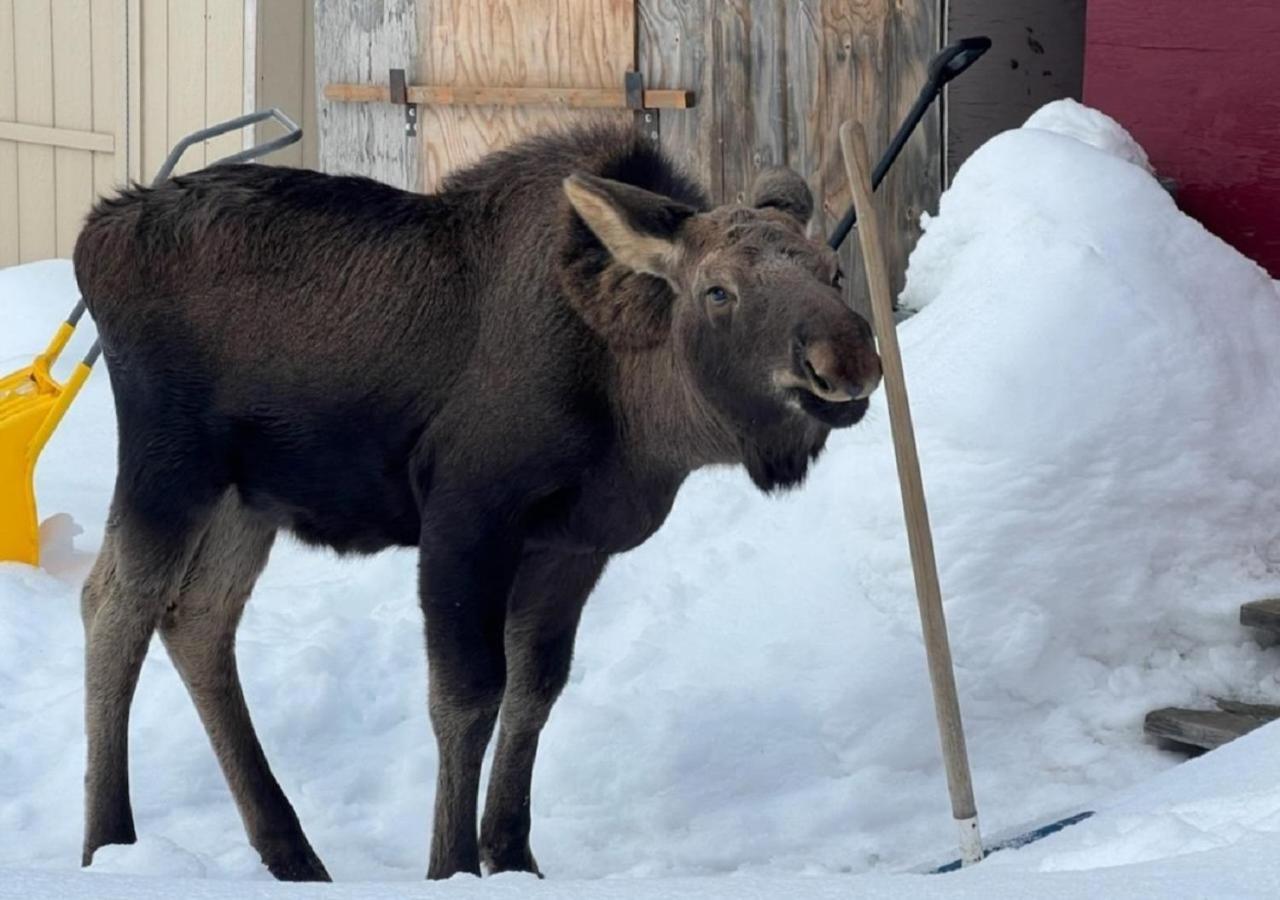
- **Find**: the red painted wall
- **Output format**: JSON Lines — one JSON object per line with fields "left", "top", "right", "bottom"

{"left": 1085, "top": 0, "right": 1280, "bottom": 276}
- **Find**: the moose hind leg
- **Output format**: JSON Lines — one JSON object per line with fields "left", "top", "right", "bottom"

{"left": 82, "top": 503, "right": 207, "bottom": 866}
{"left": 158, "top": 493, "right": 329, "bottom": 882}
{"left": 480, "top": 550, "right": 606, "bottom": 876}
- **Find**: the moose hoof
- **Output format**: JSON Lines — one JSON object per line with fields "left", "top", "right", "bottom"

{"left": 481, "top": 841, "right": 542, "bottom": 878}
{"left": 261, "top": 844, "right": 332, "bottom": 882}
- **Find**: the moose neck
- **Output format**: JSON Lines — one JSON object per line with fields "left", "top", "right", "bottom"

{"left": 612, "top": 340, "right": 740, "bottom": 476}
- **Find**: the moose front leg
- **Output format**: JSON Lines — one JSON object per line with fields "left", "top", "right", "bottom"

{"left": 419, "top": 516, "right": 520, "bottom": 880}
{"left": 480, "top": 549, "right": 607, "bottom": 875}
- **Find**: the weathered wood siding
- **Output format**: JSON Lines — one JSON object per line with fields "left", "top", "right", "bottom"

{"left": 639, "top": 0, "right": 941, "bottom": 312}
{"left": 314, "top": 0, "right": 421, "bottom": 189}
{"left": 314, "top": 0, "right": 943, "bottom": 312}
{"left": 946, "top": 0, "right": 1086, "bottom": 181}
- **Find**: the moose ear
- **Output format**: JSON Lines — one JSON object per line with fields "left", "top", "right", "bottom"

{"left": 563, "top": 173, "right": 695, "bottom": 281}
{"left": 751, "top": 167, "right": 814, "bottom": 227}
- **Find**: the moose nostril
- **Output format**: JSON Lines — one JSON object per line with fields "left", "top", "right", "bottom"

{"left": 803, "top": 358, "right": 833, "bottom": 395}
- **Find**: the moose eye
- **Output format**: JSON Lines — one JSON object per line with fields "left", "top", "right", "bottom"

{"left": 706, "top": 286, "right": 732, "bottom": 306}
{"left": 832, "top": 268, "right": 845, "bottom": 289}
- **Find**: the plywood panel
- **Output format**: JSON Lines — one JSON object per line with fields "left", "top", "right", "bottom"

{"left": 90, "top": 0, "right": 119, "bottom": 196}
{"left": 315, "top": 0, "right": 420, "bottom": 188}
{"left": 14, "top": 0, "right": 57, "bottom": 262}
{"left": 205, "top": 0, "right": 245, "bottom": 162}
{"left": 140, "top": 0, "right": 168, "bottom": 178}
{"left": 786, "top": 0, "right": 824, "bottom": 235}
{"left": 52, "top": 0, "right": 96, "bottom": 257}
{"left": 0, "top": 0, "right": 20, "bottom": 267}
{"left": 418, "top": 0, "right": 635, "bottom": 191}
{"left": 167, "top": 0, "right": 207, "bottom": 174}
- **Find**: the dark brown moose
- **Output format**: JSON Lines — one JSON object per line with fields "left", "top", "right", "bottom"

{"left": 72, "top": 124, "right": 882, "bottom": 881}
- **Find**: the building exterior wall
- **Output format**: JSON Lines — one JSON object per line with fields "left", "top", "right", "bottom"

{"left": 2, "top": 0, "right": 315, "bottom": 267}
{"left": 1085, "top": 0, "right": 1280, "bottom": 275}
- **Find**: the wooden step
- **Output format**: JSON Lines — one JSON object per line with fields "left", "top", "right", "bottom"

{"left": 1241, "top": 597, "right": 1280, "bottom": 635}
{"left": 1144, "top": 701, "right": 1280, "bottom": 752}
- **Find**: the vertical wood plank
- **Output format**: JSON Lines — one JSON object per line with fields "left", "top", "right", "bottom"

{"left": 141, "top": 0, "right": 168, "bottom": 178}
{"left": 205, "top": 0, "right": 244, "bottom": 161}
{"left": 0, "top": 0, "right": 19, "bottom": 266}
{"left": 167, "top": 0, "right": 207, "bottom": 174}
{"left": 314, "top": 0, "right": 420, "bottom": 188}
{"left": 90, "top": 0, "right": 119, "bottom": 197}
{"left": 637, "top": 0, "right": 714, "bottom": 193}
{"left": 713, "top": 0, "right": 750, "bottom": 204}
{"left": 418, "top": 0, "right": 635, "bottom": 192}
{"left": 14, "top": 0, "right": 57, "bottom": 262}
{"left": 52, "top": 0, "right": 96, "bottom": 256}
{"left": 787, "top": 0, "right": 825, "bottom": 235}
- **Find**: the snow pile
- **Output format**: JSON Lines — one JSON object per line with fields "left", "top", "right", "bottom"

{"left": 3, "top": 102, "right": 1280, "bottom": 896}
{"left": 1021, "top": 99, "right": 1153, "bottom": 172}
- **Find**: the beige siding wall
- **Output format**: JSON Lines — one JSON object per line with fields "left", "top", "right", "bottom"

{"left": 135, "top": 0, "right": 247, "bottom": 179}
{"left": 0, "top": 0, "right": 123, "bottom": 265}
{"left": 1, "top": 0, "right": 310, "bottom": 266}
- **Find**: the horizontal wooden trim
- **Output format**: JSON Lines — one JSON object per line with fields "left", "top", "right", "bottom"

{"left": 0, "top": 120, "right": 116, "bottom": 154}
{"left": 324, "top": 83, "right": 696, "bottom": 110}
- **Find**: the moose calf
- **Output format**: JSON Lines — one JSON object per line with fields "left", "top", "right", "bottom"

{"left": 73, "top": 124, "right": 881, "bottom": 880}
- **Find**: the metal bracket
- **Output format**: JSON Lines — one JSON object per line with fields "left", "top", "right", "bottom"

{"left": 390, "top": 68, "right": 417, "bottom": 137}
{"left": 625, "top": 70, "right": 659, "bottom": 143}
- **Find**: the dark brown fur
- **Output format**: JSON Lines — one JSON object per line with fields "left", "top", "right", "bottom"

{"left": 72, "top": 123, "right": 880, "bottom": 881}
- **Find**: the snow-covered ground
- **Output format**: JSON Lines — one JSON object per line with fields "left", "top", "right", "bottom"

{"left": 2, "top": 100, "right": 1279, "bottom": 897}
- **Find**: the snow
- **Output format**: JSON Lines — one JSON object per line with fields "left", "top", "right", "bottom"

{"left": 3, "top": 101, "right": 1280, "bottom": 898}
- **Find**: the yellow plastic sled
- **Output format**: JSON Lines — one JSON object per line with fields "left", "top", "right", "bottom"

{"left": 0, "top": 303, "right": 95, "bottom": 565}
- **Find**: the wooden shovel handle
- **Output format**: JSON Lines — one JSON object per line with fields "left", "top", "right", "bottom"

{"left": 838, "top": 121, "right": 981, "bottom": 853}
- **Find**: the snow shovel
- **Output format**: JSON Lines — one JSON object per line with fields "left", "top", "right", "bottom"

{"left": 839, "top": 123, "right": 1096, "bottom": 871}
{"left": 839, "top": 119, "right": 984, "bottom": 867}
{"left": 0, "top": 108, "right": 301, "bottom": 566}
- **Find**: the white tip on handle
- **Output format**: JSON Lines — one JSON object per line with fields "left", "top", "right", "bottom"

{"left": 957, "top": 815, "right": 983, "bottom": 866}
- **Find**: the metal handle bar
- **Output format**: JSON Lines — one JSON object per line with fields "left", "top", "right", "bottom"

{"left": 152, "top": 107, "right": 302, "bottom": 186}
{"left": 827, "top": 36, "right": 991, "bottom": 252}
{"left": 63, "top": 109, "right": 304, "bottom": 369}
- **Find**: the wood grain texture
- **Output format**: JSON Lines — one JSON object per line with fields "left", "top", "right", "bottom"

{"left": 637, "top": 0, "right": 714, "bottom": 190}
{"left": 417, "top": 0, "right": 635, "bottom": 191}
{"left": 314, "top": 0, "right": 420, "bottom": 188}
{"left": 946, "top": 0, "right": 1085, "bottom": 180}
{"left": 0, "top": 0, "right": 18, "bottom": 266}
{"left": 1240, "top": 598, "right": 1280, "bottom": 635}
{"left": 1144, "top": 707, "right": 1277, "bottom": 752}
{"left": 14, "top": 0, "right": 57, "bottom": 262}
{"left": 841, "top": 119, "right": 977, "bottom": 826}
{"left": 324, "top": 83, "right": 693, "bottom": 109}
